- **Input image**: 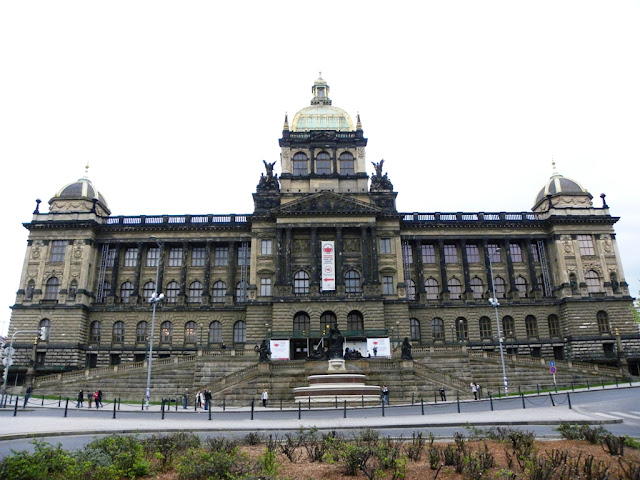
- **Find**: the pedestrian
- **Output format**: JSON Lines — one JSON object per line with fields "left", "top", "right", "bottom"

{"left": 439, "top": 386, "right": 446, "bottom": 402}
{"left": 204, "top": 389, "right": 211, "bottom": 410}
{"left": 88, "top": 392, "right": 92, "bottom": 408}
{"left": 195, "top": 391, "right": 202, "bottom": 410}
{"left": 77, "top": 390, "right": 84, "bottom": 408}
{"left": 97, "top": 390, "right": 103, "bottom": 408}
{"left": 470, "top": 382, "right": 478, "bottom": 400}
{"left": 182, "top": 388, "right": 189, "bottom": 409}
{"left": 373, "top": 346, "right": 378, "bottom": 357}
{"left": 476, "top": 383, "right": 481, "bottom": 399}
{"left": 23, "top": 386, "right": 32, "bottom": 407}
{"left": 382, "top": 384, "right": 389, "bottom": 405}
{"left": 262, "top": 389, "right": 268, "bottom": 407}
{"left": 94, "top": 390, "right": 99, "bottom": 408}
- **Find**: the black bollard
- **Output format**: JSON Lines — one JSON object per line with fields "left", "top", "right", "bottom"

{"left": 343, "top": 400, "right": 347, "bottom": 419}
{"left": 64, "top": 398, "right": 69, "bottom": 417}
{"left": 602, "top": 379, "right": 605, "bottom": 389}
{"left": 587, "top": 379, "right": 590, "bottom": 390}
{"left": 434, "top": 392, "right": 437, "bottom": 403}
{"left": 223, "top": 397, "right": 226, "bottom": 411}
{"left": 456, "top": 394, "right": 460, "bottom": 413}
{"left": 161, "top": 400, "right": 165, "bottom": 419}
{"left": 615, "top": 378, "right": 618, "bottom": 388}
{"left": 536, "top": 384, "right": 540, "bottom": 395}
{"left": 42, "top": 396, "right": 44, "bottom": 406}
{"left": 421, "top": 398, "right": 424, "bottom": 415}
{"left": 13, "top": 398, "right": 19, "bottom": 417}
{"left": 571, "top": 382, "right": 575, "bottom": 391}
{"left": 549, "top": 392, "right": 555, "bottom": 407}
{"left": 521, "top": 393, "right": 525, "bottom": 409}
{"left": 118, "top": 397, "right": 121, "bottom": 410}
{"left": 362, "top": 395, "right": 364, "bottom": 408}
{"left": 58, "top": 395, "right": 61, "bottom": 407}
{"left": 412, "top": 393, "right": 415, "bottom": 405}
{"left": 308, "top": 396, "right": 310, "bottom": 410}
{"left": 489, "top": 393, "right": 494, "bottom": 411}
{"left": 113, "top": 401, "right": 116, "bottom": 419}
{"left": 280, "top": 398, "right": 283, "bottom": 411}
{"left": 298, "top": 401, "right": 301, "bottom": 420}
{"left": 335, "top": 395, "right": 337, "bottom": 409}
{"left": 141, "top": 398, "right": 144, "bottom": 410}
{"left": 498, "top": 386, "right": 501, "bottom": 398}
{"left": 554, "top": 382, "right": 558, "bottom": 393}
{"left": 518, "top": 385, "right": 522, "bottom": 396}
{"left": 251, "top": 399, "right": 254, "bottom": 420}
{"left": 382, "top": 398, "right": 385, "bottom": 417}
{"left": 567, "top": 393, "right": 572, "bottom": 409}
{"left": 208, "top": 405, "right": 212, "bottom": 421}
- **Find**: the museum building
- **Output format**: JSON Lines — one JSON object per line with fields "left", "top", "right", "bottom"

{"left": 6, "top": 76, "right": 639, "bottom": 380}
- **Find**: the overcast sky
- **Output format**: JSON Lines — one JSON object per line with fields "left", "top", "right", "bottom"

{"left": 1, "top": 1, "right": 639, "bottom": 336}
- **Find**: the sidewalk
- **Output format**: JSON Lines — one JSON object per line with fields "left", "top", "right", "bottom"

{"left": 0, "top": 400, "right": 621, "bottom": 441}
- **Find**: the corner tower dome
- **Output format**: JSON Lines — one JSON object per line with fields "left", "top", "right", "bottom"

{"left": 532, "top": 166, "right": 592, "bottom": 212}
{"left": 291, "top": 74, "right": 355, "bottom": 132}
{"left": 49, "top": 175, "right": 111, "bottom": 216}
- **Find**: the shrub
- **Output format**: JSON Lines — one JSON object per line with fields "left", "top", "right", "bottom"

{"left": 176, "top": 447, "right": 252, "bottom": 480}
{"left": 86, "top": 435, "right": 150, "bottom": 478}
{"left": 0, "top": 440, "right": 75, "bottom": 480}
{"left": 144, "top": 432, "right": 201, "bottom": 471}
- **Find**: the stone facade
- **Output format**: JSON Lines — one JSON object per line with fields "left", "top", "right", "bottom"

{"left": 5, "top": 76, "right": 639, "bottom": 386}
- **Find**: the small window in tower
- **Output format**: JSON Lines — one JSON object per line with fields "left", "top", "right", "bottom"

{"left": 316, "top": 152, "right": 331, "bottom": 174}
{"left": 293, "top": 152, "right": 308, "bottom": 176}
{"left": 339, "top": 152, "right": 355, "bottom": 175}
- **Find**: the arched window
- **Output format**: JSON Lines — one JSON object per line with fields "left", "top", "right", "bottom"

{"left": 455, "top": 317, "right": 468, "bottom": 342}
{"left": 479, "top": 316, "right": 492, "bottom": 339}
{"left": 320, "top": 311, "right": 337, "bottom": 332}
{"left": 188, "top": 281, "right": 203, "bottom": 303}
{"left": 160, "top": 321, "right": 173, "bottom": 344}
{"left": 345, "top": 270, "right": 361, "bottom": 294}
{"left": 597, "top": 311, "right": 610, "bottom": 334}
{"left": 294, "top": 270, "right": 310, "bottom": 295}
{"left": 143, "top": 281, "right": 156, "bottom": 301}
{"left": 347, "top": 311, "right": 364, "bottom": 332}
{"left": 515, "top": 276, "right": 527, "bottom": 298}
{"left": 448, "top": 278, "right": 462, "bottom": 300}
{"left": 525, "top": 315, "right": 538, "bottom": 338}
{"left": 212, "top": 281, "right": 227, "bottom": 302}
{"left": 209, "top": 321, "right": 222, "bottom": 344}
{"left": 184, "top": 321, "right": 197, "bottom": 344}
{"left": 470, "top": 277, "right": 484, "bottom": 299}
{"left": 165, "top": 281, "right": 180, "bottom": 303}
{"left": 493, "top": 277, "right": 506, "bottom": 299}
{"left": 236, "top": 281, "right": 248, "bottom": 303}
{"left": 502, "top": 316, "right": 516, "bottom": 338}
{"left": 316, "top": 151, "right": 331, "bottom": 174}
{"left": 44, "top": 277, "right": 60, "bottom": 301}
{"left": 120, "top": 281, "right": 134, "bottom": 303}
{"left": 339, "top": 152, "right": 354, "bottom": 175}
{"left": 39, "top": 318, "right": 51, "bottom": 342}
{"left": 431, "top": 318, "right": 445, "bottom": 342}
{"left": 25, "top": 280, "right": 35, "bottom": 300}
{"left": 292, "top": 152, "right": 308, "bottom": 176}
{"left": 585, "top": 270, "right": 601, "bottom": 293}
{"left": 293, "top": 312, "right": 310, "bottom": 334}
{"left": 406, "top": 279, "right": 416, "bottom": 301}
{"left": 68, "top": 280, "right": 78, "bottom": 301}
{"left": 136, "top": 321, "right": 148, "bottom": 343}
{"left": 233, "top": 320, "right": 246, "bottom": 344}
{"left": 112, "top": 321, "right": 125, "bottom": 343}
{"left": 410, "top": 318, "right": 421, "bottom": 342}
{"left": 547, "top": 314, "right": 560, "bottom": 337}
{"left": 90, "top": 321, "right": 101, "bottom": 343}
{"left": 425, "top": 278, "right": 439, "bottom": 300}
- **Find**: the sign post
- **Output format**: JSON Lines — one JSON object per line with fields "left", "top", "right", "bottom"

{"left": 549, "top": 361, "right": 557, "bottom": 389}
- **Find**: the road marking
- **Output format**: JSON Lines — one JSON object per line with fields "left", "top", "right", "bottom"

{"left": 590, "top": 412, "right": 620, "bottom": 419}
{"left": 609, "top": 411, "right": 640, "bottom": 420}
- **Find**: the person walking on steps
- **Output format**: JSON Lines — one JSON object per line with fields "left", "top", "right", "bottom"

{"left": 470, "top": 382, "right": 479, "bottom": 400}
{"left": 77, "top": 390, "right": 84, "bottom": 408}
{"left": 381, "top": 385, "right": 389, "bottom": 405}
{"left": 182, "top": 389, "right": 189, "bottom": 409}
{"left": 262, "top": 389, "right": 268, "bottom": 407}
{"left": 439, "top": 386, "right": 446, "bottom": 402}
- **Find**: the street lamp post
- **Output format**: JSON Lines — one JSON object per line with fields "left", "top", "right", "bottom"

{"left": 488, "top": 248, "right": 509, "bottom": 396}
{"left": 1, "top": 329, "right": 41, "bottom": 406}
{"left": 145, "top": 237, "right": 163, "bottom": 409}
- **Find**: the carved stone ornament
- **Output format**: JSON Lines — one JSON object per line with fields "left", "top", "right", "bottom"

{"left": 566, "top": 265, "right": 577, "bottom": 273}
{"left": 292, "top": 240, "right": 310, "bottom": 254}
{"left": 278, "top": 191, "right": 381, "bottom": 215}
{"left": 344, "top": 238, "right": 361, "bottom": 252}
{"left": 607, "top": 265, "right": 617, "bottom": 274}
{"left": 73, "top": 244, "right": 83, "bottom": 259}
{"left": 31, "top": 246, "right": 41, "bottom": 259}
{"left": 601, "top": 235, "right": 613, "bottom": 253}
{"left": 282, "top": 150, "right": 290, "bottom": 161}
{"left": 561, "top": 235, "right": 573, "bottom": 254}
{"left": 582, "top": 263, "right": 602, "bottom": 276}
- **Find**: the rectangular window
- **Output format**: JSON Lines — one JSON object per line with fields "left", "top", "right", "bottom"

{"left": 237, "top": 246, "right": 251, "bottom": 266}
{"left": 402, "top": 244, "right": 413, "bottom": 264}
{"left": 106, "top": 249, "right": 116, "bottom": 268}
{"left": 421, "top": 244, "right": 436, "bottom": 264}
{"left": 487, "top": 243, "right": 500, "bottom": 261}
{"left": 293, "top": 160, "right": 307, "bottom": 176}
{"left": 168, "top": 248, "right": 182, "bottom": 267}
{"left": 444, "top": 244, "right": 458, "bottom": 263}
{"left": 260, "top": 278, "right": 272, "bottom": 296}
{"left": 466, "top": 244, "right": 480, "bottom": 263}
{"left": 577, "top": 235, "right": 595, "bottom": 256}
{"left": 510, "top": 243, "right": 523, "bottom": 262}
{"left": 261, "top": 239, "right": 272, "bottom": 255}
{"left": 214, "top": 247, "right": 228, "bottom": 266}
{"left": 146, "top": 247, "right": 159, "bottom": 267}
{"left": 380, "top": 238, "right": 392, "bottom": 254}
{"left": 49, "top": 241, "right": 66, "bottom": 262}
{"left": 382, "top": 276, "right": 394, "bottom": 294}
{"left": 124, "top": 248, "right": 138, "bottom": 267}
{"left": 191, "top": 247, "right": 206, "bottom": 266}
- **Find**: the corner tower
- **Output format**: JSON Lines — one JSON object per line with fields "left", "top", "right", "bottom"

{"left": 278, "top": 75, "right": 369, "bottom": 199}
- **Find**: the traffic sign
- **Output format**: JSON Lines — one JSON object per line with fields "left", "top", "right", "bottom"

{"left": 549, "top": 361, "right": 555, "bottom": 367}
{"left": 2, "top": 357, "right": 13, "bottom": 367}
{"left": 549, "top": 366, "right": 556, "bottom": 374}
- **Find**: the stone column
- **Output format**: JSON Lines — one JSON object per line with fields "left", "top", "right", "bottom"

{"left": 460, "top": 240, "right": 472, "bottom": 297}
{"left": 157, "top": 244, "right": 165, "bottom": 295}
{"left": 370, "top": 226, "right": 379, "bottom": 284}
{"left": 285, "top": 227, "right": 292, "bottom": 285}
{"left": 503, "top": 239, "right": 517, "bottom": 296}
{"left": 437, "top": 240, "right": 449, "bottom": 298}
{"left": 275, "top": 228, "right": 283, "bottom": 285}
{"left": 526, "top": 240, "right": 540, "bottom": 295}
{"left": 202, "top": 241, "right": 212, "bottom": 303}
{"left": 309, "top": 147, "right": 315, "bottom": 174}
{"left": 179, "top": 242, "right": 189, "bottom": 304}
{"left": 361, "top": 226, "right": 369, "bottom": 284}
{"left": 413, "top": 240, "right": 424, "bottom": 299}
{"left": 109, "top": 245, "right": 122, "bottom": 298}
{"left": 310, "top": 227, "right": 319, "bottom": 286}
{"left": 226, "top": 241, "right": 236, "bottom": 304}
{"left": 132, "top": 242, "right": 143, "bottom": 302}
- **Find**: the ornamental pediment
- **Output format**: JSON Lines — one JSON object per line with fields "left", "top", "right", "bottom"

{"left": 276, "top": 192, "right": 381, "bottom": 216}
